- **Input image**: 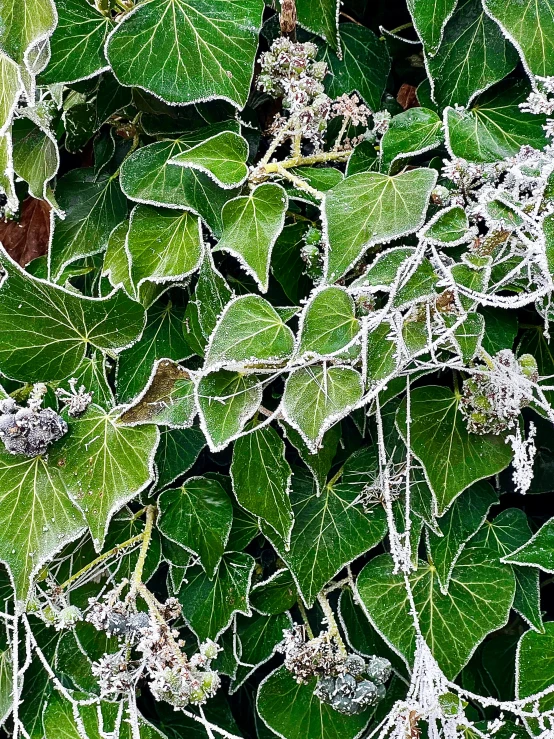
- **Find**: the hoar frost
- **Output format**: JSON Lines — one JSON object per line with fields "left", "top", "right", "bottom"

{"left": 460, "top": 350, "right": 538, "bottom": 435}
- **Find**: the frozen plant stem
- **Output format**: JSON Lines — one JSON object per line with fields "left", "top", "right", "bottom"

{"left": 57, "top": 534, "right": 144, "bottom": 591}
{"left": 129, "top": 505, "right": 156, "bottom": 599}
{"left": 317, "top": 592, "right": 347, "bottom": 656}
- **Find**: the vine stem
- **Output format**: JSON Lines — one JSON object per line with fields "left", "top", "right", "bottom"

{"left": 317, "top": 592, "right": 347, "bottom": 656}
{"left": 129, "top": 505, "right": 156, "bottom": 599}
{"left": 275, "top": 165, "right": 323, "bottom": 199}
{"left": 57, "top": 534, "right": 144, "bottom": 591}
{"left": 259, "top": 148, "right": 351, "bottom": 176}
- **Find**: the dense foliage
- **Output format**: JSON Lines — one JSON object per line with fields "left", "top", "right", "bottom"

{"left": 1, "top": 0, "right": 554, "bottom": 737}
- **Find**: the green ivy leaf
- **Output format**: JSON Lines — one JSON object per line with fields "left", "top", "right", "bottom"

{"left": 0, "top": 452, "right": 85, "bottom": 602}
{"left": 380, "top": 108, "right": 443, "bottom": 173}
{"left": 392, "top": 258, "right": 439, "bottom": 309}
{"left": 215, "top": 183, "right": 288, "bottom": 292}
{"left": 480, "top": 306, "right": 518, "bottom": 355}
{"left": 12, "top": 117, "right": 58, "bottom": 201}
{"left": 0, "top": 0, "right": 56, "bottom": 68}
{"left": 205, "top": 295, "right": 294, "bottom": 371}
{"left": 324, "top": 168, "right": 437, "bottom": 282}
{"left": 427, "top": 0, "right": 518, "bottom": 109}
{"left": 126, "top": 204, "right": 203, "bottom": 292}
{"left": 197, "top": 370, "right": 262, "bottom": 451}
{"left": 50, "top": 168, "right": 127, "bottom": 280}
{"left": 503, "top": 515, "right": 554, "bottom": 573}
{"left": 120, "top": 137, "right": 240, "bottom": 236}
{"left": 473, "top": 509, "right": 543, "bottom": 633}
{"left": 296, "top": 0, "right": 340, "bottom": 49}
{"left": 265, "top": 471, "right": 387, "bottom": 607}
{"left": 178, "top": 551, "right": 255, "bottom": 640}
{"left": 257, "top": 666, "right": 372, "bottom": 739}
{"left": 366, "top": 322, "right": 398, "bottom": 382}
{"left": 351, "top": 246, "right": 416, "bottom": 291}
{"left": 426, "top": 481, "right": 498, "bottom": 592}
{"left": 317, "top": 23, "right": 390, "bottom": 111}
{"left": 231, "top": 612, "right": 292, "bottom": 692}
{"left": 483, "top": 0, "right": 554, "bottom": 77}
{"left": 444, "top": 312, "right": 485, "bottom": 363}
{"left": 159, "top": 476, "right": 233, "bottom": 578}
{"left": 516, "top": 623, "right": 554, "bottom": 729}
{"left": 231, "top": 424, "right": 293, "bottom": 542}
{"left": 298, "top": 286, "right": 359, "bottom": 357}
{"left": 116, "top": 301, "right": 191, "bottom": 404}
{"left": 0, "top": 253, "right": 145, "bottom": 382}
{"left": 346, "top": 139, "right": 379, "bottom": 176}
{"left": 357, "top": 547, "right": 516, "bottom": 678}
{"left": 0, "top": 54, "right": 21, "bottom": 135}
{"left": 153, "top": 426, "right": 205, "bottom": 491}
{"left": 39, "top": 0, "right": 112, "bottom": 85}
{"left": 169, "top": 131, "right": 249, "bottom": 189}
{"left": 250, "top": 568, "right": 298, "bottom": 616}
{"left": 106, "top": 0, "right": 264, "bottom": 107}
{"left": 445, "top": 80, "right": 547, "bottom": 163}
{"left": 406, "top": 0, "right": 458, "bottom": 55}
{"left": 422, "top": 205, "right": 471, "bottom": 246}
{"left": 51, "top": 404, "right": 158, "bottom": 550}
{"left": 396, "top": 386, "right": 513, "bottom": 514}
{"left": 282, "top": 366, "right": 363, "bottom": 452}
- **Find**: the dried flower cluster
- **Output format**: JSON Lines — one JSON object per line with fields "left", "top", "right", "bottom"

{"left": 279, "top": 625, "right": 391, "bottom": 716}
{"left": 88, "top": 591, "right": 220, "bottom": 708}
{"left": 257, "top": 38, "right": 372, "bottom": 150}
{"left": 315, "top": 654, "right": 391, "bottom": 716}
{"left": 0, "top": 392, "right": 67, "bottom": 457}
{"left": 56, "top": 377, "right": 93, "bottom": 417}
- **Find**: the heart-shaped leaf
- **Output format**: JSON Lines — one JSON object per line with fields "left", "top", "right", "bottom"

{"left": 265, "top": 471, "right": 387, "bottom": 606}
{"left": 282, "top": 366, "right": 363, "bottom": 451}
{"left": 324, "top": 168, "right": 437, "bottom": 282}
{"left": 396, "top": 386, "right": 513, "bottom": 514}
{"left": 356, "top": 546, "right": 515, "bottom": 678}
{"left": 170, "top": 131, "right": 249, "bottom": 189}
{"left": 216, "top": 183, "right": 288, "bottom": 292}
{"left": 106, "top": 0, "right": 264, "bottom": 107}
{"left": 231, "top": 423, "right": 293, "bottom": 542}
{"left": 159, "top": 476, "right": 233, "bottom": 578}
{"left": 205, "top": 295, "right": 294, "bottom": 371}
{"left": 51, "top": 405, "right": 159, "bottom": 550}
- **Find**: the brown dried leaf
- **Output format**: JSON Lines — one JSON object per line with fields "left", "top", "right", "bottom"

{"left": 0, "top": 197, "right": 50, "bottom": 266}
{"left": 397, "top": 83, "right": 420, "bottom": 111}
{"left": 119, "top": 359, "right": 195, "bottom": 427}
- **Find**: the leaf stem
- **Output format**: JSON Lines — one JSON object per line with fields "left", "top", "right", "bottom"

{"left": 326, "top": 465, "right": 344, "bottom": 489}
{"left": 296, "top": 598, "right": 314, "bottom": 639}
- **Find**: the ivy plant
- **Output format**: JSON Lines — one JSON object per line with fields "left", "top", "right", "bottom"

{"left": 0, "top": 0, "right": 554, "bottom": 737}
